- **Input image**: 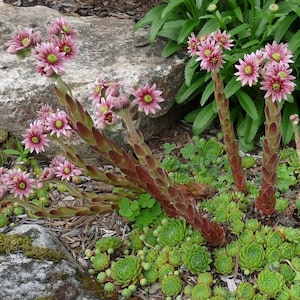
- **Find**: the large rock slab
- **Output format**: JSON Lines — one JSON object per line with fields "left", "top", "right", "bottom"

{"left": 0, "top": 224, "right": 108, "bottom": 300}
{"left": 0, "top": 1, "right": 185, "bottom": 164}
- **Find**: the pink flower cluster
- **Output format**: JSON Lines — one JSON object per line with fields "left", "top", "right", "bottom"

{"left": 0, "top": 167, "right": 35, "bottom": 200}
{"left": 92, "top": 76, "right": 165, "bottom": 129}
{"left": 22, "top": 104, "right": 73, "bottom": 154}
{"left": 235, "top": 41, "right": 295, "bottom": 102}
{"left": 187, "top": 30, "right": 234, "bottom": 72}
{"left": 7, "top": 17, "right": 78, "bottom": 77}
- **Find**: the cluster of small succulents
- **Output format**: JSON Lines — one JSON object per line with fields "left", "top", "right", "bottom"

{"left": 84, "top": 214, "right": 300, "bottom": 299}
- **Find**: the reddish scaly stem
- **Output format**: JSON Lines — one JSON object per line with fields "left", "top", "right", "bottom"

{"left": 255, "top": 97, "right": 281, "bottom": 216}
{"left": 211, "top": 71, "right": 248, "bottom": 193}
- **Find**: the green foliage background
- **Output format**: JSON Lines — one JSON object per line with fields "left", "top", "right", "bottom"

{"left": 134, "top": 0, "right": 300, "bottom": 151}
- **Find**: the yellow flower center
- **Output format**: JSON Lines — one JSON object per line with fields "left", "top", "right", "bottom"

{"left": 63, "top": 45, "right": 71, "bottom": 54}
{"left": 94, "top": 85, "right": 101, "bottom": 94}
{"left": 204, "top": 49, "right": 212, "bottom": 56}
{"left": 143, "top": 95, "right": 153, "bottom": 104}
{"left": 47, "top": 54, "right": 58, "bottom": 64}
{"left": 100, "top": 106, "right": 108, "bottom": 114}
{"left": 245, "top": 65, "right": 253, "bottom": 75}
{"left": 31, "top": 136, "right": 40, "bottom": 144}
{"left": 62, "top": 25, "right": 70, "bottom": 34}
{"left": 272, "top": 52, "right": 281, "bottom": 62}
{"left": 18, "top": 181, "right": 26, "bottom": 190}
{"left": 211, "top": 57, "right": 218, "bottom": 66}
{"left": 22, "top": 37, "right": 30, "bottom": 46}
{"left": 272, "top": 82, "right": 281, "bottom": 91}
{"left": 64, "top": 167, "right": 71, "bottom": 174}
{"left": 55, "top": 120, "right": 63, "bottom": 129}
{"left": 278, "top": 71, "right": 287, "bottom": 79}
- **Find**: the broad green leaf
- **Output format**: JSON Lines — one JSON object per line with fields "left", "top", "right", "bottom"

{"left": 241, "top": 39, "right": 260, "bottom": 49}
{"left": 273, "top": 14, "right": 297, "bottom": 42}
{"left": 176, "top": 76, "right": 204, "bottom": 104}
{"left": 288, "top": 31, "right": 300, "bottom": 53}
{"left": 224, "top": 77, "right": 241, "bottom": 99}
{"left": 192, "top": 102, "right": 218, "bottom": 135}
{"left": 228, "top": 23, "right": 250, "bottom": 37}
{"left": 285, "top": 0, "right": 300, "bottom": 16}
{"left": 162, "top": 41, "right": 182, "bottom": 58}
{"left": 178, "top": 19, "right": 200, "bottom": 44}
{"left": 158, "top": 20, "right": 187, "bottom": 41}
{"left": 281, "top": 101, "right": 299, "bottom": 144}
{"left": 200, "top": 80, "right": 214, "bottom": 106}
{"left": 236, "top": 90, "right": 258, "bottom": 120}
{"left": 161, "top": 0, "right": 185, "bottom": 19}
{"left": 133, "top": 5, "right": 166, "bottom": 31}
{"left": 234, "top": 7, "right": 244, "bottom": 22}
{"left": 199, "top": 18, "right": 221, "bottom": 36}
{"left": 184, "top": 108, "right": 201, "bottom": 123}
{"left": 184, "top": 56, "right": 199, "bottom": 86}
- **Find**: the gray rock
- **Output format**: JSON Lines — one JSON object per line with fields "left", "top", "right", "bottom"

{"left": 0, "top": 1, "right": 186, "bottom": 164}
{"left": 0, "top": 224, "right": 104, "bottom": 300}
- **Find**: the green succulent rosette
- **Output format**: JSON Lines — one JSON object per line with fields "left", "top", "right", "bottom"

{"left": 183, "top": 245, "right": 211, "bottom": 274}
{"left": 265, "top": 247, "right": 281, "bottom": 264}
{"left": 226, "top": 240, "right": 240, "bottom": 257}
{"left": 158, "top": 263, "right": 174, "bottom": 280}
{"left": 279, "top": 242, "right": 295, "bottom": 260}
{"left": 110, "top": 255, "right": 141, "bottom": 287}
{"left": 280, "top": 263, "right": 296, "bottom": 284}
{"left": 91, "top": 253, "right": 110, "bottom": 270}
{"left": 168, "top": 248, "right": 182, "bottom": 266}
{"left": 214, "top": 254, "right": 234, "bottom": 275}
{"left": 160, "top": 274, "right": 182, "bottom": 297}
{"left": 257, "top": 269, "right": 284, "bottom": 298}
{"left": 265, "top": 230, "right": 284, "bottom": 248}
{"left": 239, "top": 242, "right": 265, "bottom": 274}
{"left": 192, "top": 283, "right": 212, "bottom": 300}
{"left": 157, "top": 218, "right": 186, "bottom": 247}
{"left": 290, "top": 282, "right": 300, "bottom": 300}
{"left": 142, "top": 265, "right": 158, "bottom": 284}
{"left": 235, "top": 282, "right": 256, "bottom": 300}
{"left": 197, "top": 272, "right": 214, "bottom": 286}
{"left": 244, "top": 218, "right": 261, "bottom": 231}
{"left": 95, "top": 236, "right": 122, "bottom": 252}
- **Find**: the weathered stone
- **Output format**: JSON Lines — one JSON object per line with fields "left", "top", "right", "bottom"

{"left": 0, "top": 224, "right": 108, "bottom": 300}
{"left": 0, "top": 1, "right": 185, "bottom": 164}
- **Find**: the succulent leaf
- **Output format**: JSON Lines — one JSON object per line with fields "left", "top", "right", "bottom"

{"left": 91, "top": 253, "right": 110, "bottom": 270}
{"left": 161, "top": 274, "right": 182, "bottom": 297}
{"left": 183, "top": 245, "right": 211, "bottom": 274}
{"left": 95, "top": 236, "right": 122, "bottom": 253}
{"left": 214, "top": 254, "right": 234, "bottom": 275}
{"left": 239, "top": 242, "right": 265, "bottom": 274}
{"left": 257, "top": 269, "right": 284, "bottom": 297}
{"left": 110, "top": 255, "right": 141, "bottom": 287}
{"left": 192, "top": 283, "right": 212, "bottom": 300}
{"left": 236, "top": 282, "right": 256, "bottom": 300}
{"left": 158, "top": 218, "right": 186, "bottom": 247}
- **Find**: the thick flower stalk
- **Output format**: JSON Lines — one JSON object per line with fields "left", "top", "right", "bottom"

{"left": 189, "top": 31, "right": 248, "bottom": 193}
{"left": 5, "top": 18, "right": 228, "bottom": 245}
{"left": 290, "top": 114, "right": 300, "bottom": 164}
{"left": 235, "top": 41, "right": 295, "bottom": 216}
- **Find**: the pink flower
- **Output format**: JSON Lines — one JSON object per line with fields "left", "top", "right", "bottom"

{"left": 92, "top": 76, "right": 110, "bottom": 104}
{"left": 187, "top": 33, "right": 201, "bottom": 57}
{"left": 196, "top": 39, "right": 225, "bottom": 72}
{"left": 55, "top": 160, "right": 82, "bottom": 181}
{"left": 95, "top": 98, "right": 118, "bottom": 129}
{"left": 40, "top": 167, "right": 56, "bottom": 181}
{"left": 131, "top": 83, "right": 164, "bottom": 115}
{"left": 46, "top": 109, "right": 72, "bottom": 137}
{"left": 213, "top": 30, "right": 234, "bottom": 50}
{"left": 51, "top": 35, "right": 78, "bottom": 61}
{"left": 47, "top": 17, "right": 77, "bottom": 39}
{"left": 36, "top": 104, "right": 54, "bottom": 124}
{"left": 0, "top": 167, "right": 9, "bottom": 200}
{"left": 22, "top": 121, "right": 49, "bottom": 153}
{"left": 34, "top": 42, "right": 66, "bottom": 76}
{"left": 7, "top": 169, "right": 35, "bottom": 199}
{"left": 6, "top": 27, "right": 41, "bottom": 57}
{"left": 265, "top": 41, "right": 293, "bottom": 64}
{"left": 235, "top": 53, "right": 260, "bottom": 86}
{"left": 260, "top": 62, "right": 295, "bottom": 102}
